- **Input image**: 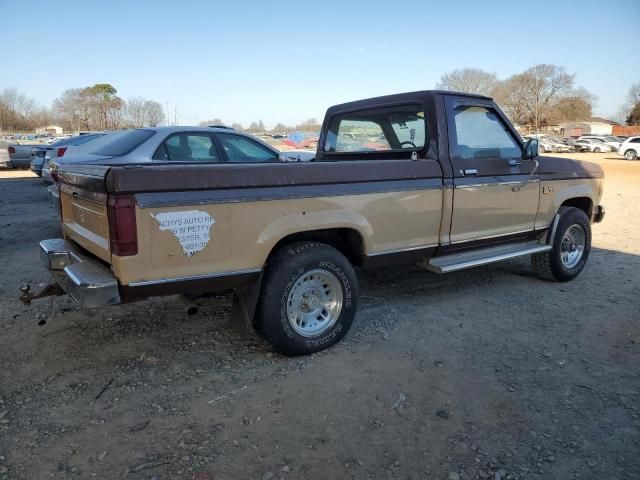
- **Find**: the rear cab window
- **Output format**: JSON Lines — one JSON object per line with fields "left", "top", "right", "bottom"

{"left": 323, "top": 104, "right": 426, "bottom": 158}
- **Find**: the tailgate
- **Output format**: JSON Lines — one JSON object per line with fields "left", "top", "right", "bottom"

{"left": 58, "top": 165, "right": 112, "bottom": 264}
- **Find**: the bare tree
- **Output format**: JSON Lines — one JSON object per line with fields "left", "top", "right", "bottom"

{"left": 295, "top": 118, "right": 321, "bottom": 131}
{"left": 142, "top": 100, "right": 164, "bottom": 127}
{"left": 435, "top": 68, "right": 498, "bottom": 96}
{"left": 231, "top": 122, "right": 244, "bottom": 131}
{"left": 0, "top": 87, "right": 40, "bottom": 131}
{"left": 547, "top": 95, "right": 593, "bottom": 124}
{"left": 495, "top": 64, "right": 575, "bottom": 130}
{"left": 126, "top": 97, "right": 146, "bottom": 127}
{"left": 621, "top": 81, "right": 640, "bottom": 125}
{"left": 626, "top": 81, "right": 640, "bottom": 106}
{"left": 247, "top": 120, "right": 266, "bottom": 133}
{"left": 272, "top": 122, "right": 292, "bottom": 132}
{"left": 199, "top": 118, "right": 225, "bottom": 127}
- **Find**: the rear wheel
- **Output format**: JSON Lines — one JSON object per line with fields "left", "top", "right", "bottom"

{"left": 624, "top": 149, "right": 638, "bottom": 160}
{"left": 532, "top": 207, "right": 591, "bottom": 282}
{"left": 255, "top": 242, "right": 358, "bottom": 356}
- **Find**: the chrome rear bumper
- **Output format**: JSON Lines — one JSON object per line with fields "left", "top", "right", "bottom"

{"left": 40, "top": 238, "right": 121, "bottom": 307}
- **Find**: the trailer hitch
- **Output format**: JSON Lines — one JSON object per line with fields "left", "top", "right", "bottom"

{"left": 19, "top": 283, "right": 64, "bottom": 306}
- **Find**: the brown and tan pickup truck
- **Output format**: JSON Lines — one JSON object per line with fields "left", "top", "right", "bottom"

{"left": 22, "top": 90, "right": 605, "bottom": 355}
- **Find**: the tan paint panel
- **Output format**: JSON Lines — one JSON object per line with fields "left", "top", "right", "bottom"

{"left": 536, "top": 178, "right": 602, "bottom": 229}
{"left": 450, "top": 181, "right": 539, "bottom": 243}
{"left": 60, "top": 191, "right": 111, "bottom": 263}
{"left": 112, "top": 189, "right": 443, "bottom": 285}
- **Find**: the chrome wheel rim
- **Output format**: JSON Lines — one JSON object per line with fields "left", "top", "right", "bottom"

{"left": 287, "top": 269, "right": 343, "bottom": 337}
{"left": 560, "top": 224, "right": 586, "bottom": 269}
{"left": 625, "top": 150, "right": 636, "bottom": 160}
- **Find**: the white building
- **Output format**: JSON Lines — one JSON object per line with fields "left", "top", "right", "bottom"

{"left": 559, "top": 117, "right": 619, "bottom": 137}
{"left": 35, "top": 125, "right": 64, "bottom": 135}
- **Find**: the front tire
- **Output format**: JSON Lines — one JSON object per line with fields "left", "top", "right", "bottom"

{"left": 255, "top": 242, "right": 358, "bottom": 356}
{"left": 594, "top": 147, "right": 601, "bottom": 153}
{"left": 532, "top": 207, "right": 591, "bottom": 282}
{"left": 624, "top": 149, "right": 638, "bottom": 160}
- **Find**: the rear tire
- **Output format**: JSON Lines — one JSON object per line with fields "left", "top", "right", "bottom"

{"left": 255, "top": 242, "right": 358, "bottom": 356}
{"left": 624, "top": 149, "right": 638, "bottom": 160}
{"left": 532, "top": 206, "right": 591, "bottom": 282}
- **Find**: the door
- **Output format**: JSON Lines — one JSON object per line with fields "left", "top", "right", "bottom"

{"left": 445, "top": 96, "right": 539, "bottom": 244}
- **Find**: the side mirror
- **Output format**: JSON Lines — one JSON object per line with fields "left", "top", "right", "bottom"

{"left": 523, "top": 139, "right": 539, "bottom": 160}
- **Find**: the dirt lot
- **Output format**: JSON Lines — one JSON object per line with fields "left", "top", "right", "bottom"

{"left": 0, "top": 153, "right": 638, "bottom": 480}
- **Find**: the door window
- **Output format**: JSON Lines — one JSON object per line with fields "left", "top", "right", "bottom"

{"left": 451, "top": 106, "right": 521, "bottom": 160}
{"left": 152, "top": 133, "right": 219, "bottom": 162}
{"left": 216, "top": 133, "right": 278, "bottom": 163}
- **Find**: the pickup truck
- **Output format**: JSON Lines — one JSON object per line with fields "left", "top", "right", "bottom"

{"left": 23, "top": 90, "right": 605, "bottom": 356}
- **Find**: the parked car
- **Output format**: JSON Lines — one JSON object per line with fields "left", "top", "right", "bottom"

{"left": 545, "top": 136, "right": 572, "bottom": 153}
{"left": 578, "top": 135, "right": 621, "bottom": 151}
{"left": 617, "top": 136, "right": 640, "bottom": 160}
{"left": 562, "top": 137, "right": 589, "bottom": 152}
{"left": 45, "top": 128, "right": 308, "bottom": 205}
{"left": 573, "top": 139, "right": 613, "bottom": 153}
{"left": 31, "top": 133, "right": 106, "bottom": 178}
{"left": 523, "top": 135, "right": 570, "bottom": 153}
{"left": 7, "top": 143, "right": 40, "bottom": 169}
{"left": 24, "top": 90, "right": 605, "bottom": 356}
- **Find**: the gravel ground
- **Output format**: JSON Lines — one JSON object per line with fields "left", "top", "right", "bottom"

{"left": 0, "top": 153, "right": 638, "bottom": 480}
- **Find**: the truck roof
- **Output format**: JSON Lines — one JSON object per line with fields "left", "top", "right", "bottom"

{"left": 326, "top": 90, "right": 492, "bottom": 115}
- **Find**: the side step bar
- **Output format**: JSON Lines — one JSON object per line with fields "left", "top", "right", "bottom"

{"left": 425, "top": 241, "right": 552, "bottom": 274}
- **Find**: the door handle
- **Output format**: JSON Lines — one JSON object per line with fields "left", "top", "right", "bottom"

{"left": 463, "top": 168, "right": 478, "bottom": 176}
{"left": 507, "top": 159, "right": 522, "bottom": 167}
{"left": 512, "top": 159, "right": 539, "bottom": 192}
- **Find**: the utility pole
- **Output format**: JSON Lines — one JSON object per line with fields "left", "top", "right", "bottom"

{"left": 165, "top": 102, "right": 170, "bottom": 126}
{"left": 174, "top": 107, "right": 177, "bottom": 126}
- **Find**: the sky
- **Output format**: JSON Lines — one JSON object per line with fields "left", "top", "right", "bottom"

{"left": 2, "top": 0, "right": 639, "bottom": 127}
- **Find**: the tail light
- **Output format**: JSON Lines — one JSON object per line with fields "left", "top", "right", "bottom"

{"left": 56, "top": 147, "right": 67, "bottom": 158}
{"left": 107, "top": 194, "right": 138, "bottom": 256}
{"left": 8, "top": 146, "right": 15, "bottom": 154}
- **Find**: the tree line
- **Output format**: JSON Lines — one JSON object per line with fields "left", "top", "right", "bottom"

{"left": 0, "top": 84, "right": 164, "bottom": 133}
{"left": 4, "top": 71, "right": 637, "bottom": 134}
{"left": 436, "top": 65, "right": 640, "bottom": 129}
{"left": 198, "top": 118, "right": 321, "bottom": 133}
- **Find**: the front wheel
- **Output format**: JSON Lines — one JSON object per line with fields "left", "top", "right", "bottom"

{"left": 255, "top": 242, "right": 358, "bottom": 356}
{"left": 624, "top": 149, "right": 638, "bottom": 160}
{"left": 594, "top": 147, "right": 601, "bottom": 153}
{"left": 532, "top": 206, "right": 592, "bottom": 282}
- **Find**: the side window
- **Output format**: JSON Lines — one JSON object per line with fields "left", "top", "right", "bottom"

{"left": 324, "top": 104, "right": 426, "bottom": 155}
{"left": 152, "top": 133, "right": 219, "bottom": 162}
{"left": 217, "top": 133, "right": 278, "bottom": 163}
{"left": 452, "top": 106, "right": 521, "bottom": 160}
{"left": 630, "top": 138, "right": 640, "bottom": 144}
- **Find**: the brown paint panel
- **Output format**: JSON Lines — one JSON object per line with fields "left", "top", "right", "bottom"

{"left": 104, "top": 160, "right": 443, "bottom": 193}
{"left": 539, "top": 156, "right": 604, "bottom": 179}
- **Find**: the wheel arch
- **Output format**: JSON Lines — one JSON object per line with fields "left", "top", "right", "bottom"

{"left": 267, "top": 228, "right": 366, "bottom": 267}
{"left": 560, "top": 196, "right": 593, "bottom": 218}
